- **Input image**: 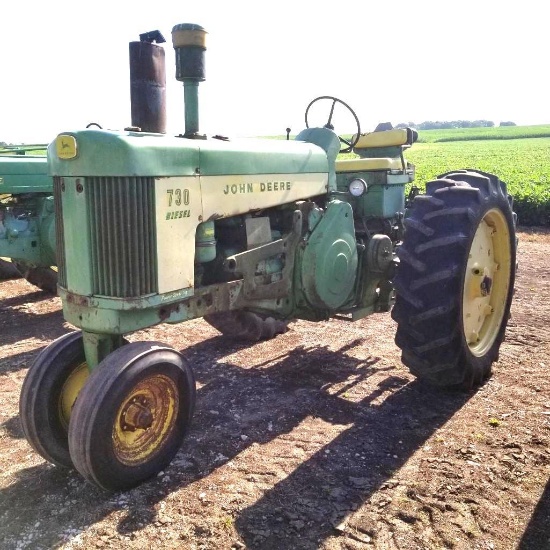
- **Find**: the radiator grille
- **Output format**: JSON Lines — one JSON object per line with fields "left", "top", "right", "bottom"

{"left": 87, "top": 177, "right": 157, "bottom": 297}
{"left": 53, "top": 177, "right": 67, "bottom": 288}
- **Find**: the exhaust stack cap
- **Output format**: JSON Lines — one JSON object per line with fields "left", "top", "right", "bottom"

{"left": 140, "top": 30, "right": 166, "bottom": 44}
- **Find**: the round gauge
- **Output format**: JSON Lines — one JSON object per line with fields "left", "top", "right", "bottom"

{"left": 348, "top": 178, "right": 367, "bottom": 197}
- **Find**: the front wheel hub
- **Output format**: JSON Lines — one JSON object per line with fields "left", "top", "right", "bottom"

{"left": 113, "top": 374, "right": 179, "bottom": 466}
{"left": 121, "top": 397, "right": 154, "bottom": 431}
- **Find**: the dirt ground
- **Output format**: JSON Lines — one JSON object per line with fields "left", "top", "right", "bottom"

{"left": 0, "top": 227, "right": 549, "bottom": 550}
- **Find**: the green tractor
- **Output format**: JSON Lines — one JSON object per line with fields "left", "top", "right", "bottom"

{"left": 0, "top": 145, "right": 57, "bottom": 291}
{"left": 19, "top": 23, "right": 517, "bottom": 491}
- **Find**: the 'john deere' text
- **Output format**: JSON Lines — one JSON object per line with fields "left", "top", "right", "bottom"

{"left": 223, "top": 181, "right": 292, "bottom": 195}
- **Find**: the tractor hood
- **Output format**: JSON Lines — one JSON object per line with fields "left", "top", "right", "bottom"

{"left": 48, "top": 129, "right": 332, "bottom": 178}
{"left": 0, "top": 156, "right": 51, "bottom": 193}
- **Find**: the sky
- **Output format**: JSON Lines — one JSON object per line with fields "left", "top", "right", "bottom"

{"left": 1, "top": 0, "right": 547, "bottom": 144}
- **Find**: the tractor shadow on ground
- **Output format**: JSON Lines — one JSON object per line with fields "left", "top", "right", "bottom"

{"left": 517, "top": 476, "right": 550, "bottom": 549}
{"left": 232, "top": 376, "right": 470, "bottom": 548}
{"left": 0, "top": 288, "right": 54, "bottom": 309}
{"left": 0, "top": 332, "right": 471, "bottom": 549}
{"left": 2, "top": 416, "right": 24, "bottom": 439}
{"left": 0, "top": 305, "right": 65, "bottom": 350}
{"left": 0, "top": 346, "right": 62, "bottom": 375}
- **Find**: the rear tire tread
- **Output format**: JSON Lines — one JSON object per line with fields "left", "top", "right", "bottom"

{"left": 392, "top": 169, "right": 517, "bottom": 389}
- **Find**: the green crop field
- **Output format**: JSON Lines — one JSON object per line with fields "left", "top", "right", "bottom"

{"left": 405, "top": 127, "right": 549, "bottom": 226}
{"left": 415, "top": 124, "right": 550, "bottom": 143}
{"left": 336, "top": 125, "right": 549, "bottom": 226}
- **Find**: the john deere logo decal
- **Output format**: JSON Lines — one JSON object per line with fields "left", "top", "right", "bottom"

{"left": 56, "top": 135, "right": 77, "bottom": 159}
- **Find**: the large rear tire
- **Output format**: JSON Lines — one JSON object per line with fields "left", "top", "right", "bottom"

{"left": 0, "top": 258, "right": 21, "bottom": 280}
{"left": 204, "top": 310, "right": 288, "bottom": 342}
{"left": 13, "top": 261, "right": 58, "bottom": 293}
{"left": 391, "top": 169, "right": 516, "bottom": 389}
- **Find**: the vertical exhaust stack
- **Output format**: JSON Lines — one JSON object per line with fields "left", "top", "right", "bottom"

{"left": 172, "top": 23, "right": 207, "bottom": 139}
{"left": 129, "top": 30, "right": 167, "bottom": 133}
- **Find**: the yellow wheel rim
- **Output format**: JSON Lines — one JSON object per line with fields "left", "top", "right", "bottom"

{"left": 113, "top": 375, "right": 179, "bottom": 466}
{"left": 462, "top": 208, "right": 512, "bottom": 357}
{"left": 59, "top": 362, "right": 89, "bottom": 429}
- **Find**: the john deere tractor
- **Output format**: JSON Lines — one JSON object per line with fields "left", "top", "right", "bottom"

{"left": 19, "top": 23, "right": 517, "bottom": 491}
{"left": 0, "top": 146, "right": 57, "bottom": 291}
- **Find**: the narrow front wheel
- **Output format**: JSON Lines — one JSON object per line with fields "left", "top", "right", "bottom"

{"left": 19, "top": 331, "right": 89, "bottom": 468}
{"left": 68, "top": 341, "right": 196, "bottom": 491}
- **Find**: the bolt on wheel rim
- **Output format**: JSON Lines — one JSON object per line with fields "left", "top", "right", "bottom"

{"left": 462, "top": 208, "right": 511, "bottom": 357}
{"left": 58, "top": 362, "right": 89, "bottom": 429}
{"left": 113, "top": 374, "right": 179, "bottom": 466}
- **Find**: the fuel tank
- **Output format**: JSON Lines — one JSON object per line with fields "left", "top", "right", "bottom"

{"left": 48, "top": 128, "right": 338, "bottom": 216}
{"left": 48, "top": 129, "right": 332, "bottom": 176}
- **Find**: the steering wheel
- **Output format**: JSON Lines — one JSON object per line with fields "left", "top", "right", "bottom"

{"left": 304, "top": 96, "right": 361, "bottom": 153}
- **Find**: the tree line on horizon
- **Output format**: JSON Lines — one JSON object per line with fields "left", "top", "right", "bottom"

{"left": 2, "top": 119, "right": 521, "bottom": 146}
{"left": 395, "top": 120, "right": 517, "bottom": 130}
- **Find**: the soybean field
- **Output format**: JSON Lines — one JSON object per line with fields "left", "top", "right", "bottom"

{"left": 390, "top": 125, "right": 549, "bottom": 226}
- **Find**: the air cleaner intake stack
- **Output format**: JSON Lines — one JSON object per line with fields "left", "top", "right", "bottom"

{"left": 172, "top": 23, "right": 207, "bottom": 139}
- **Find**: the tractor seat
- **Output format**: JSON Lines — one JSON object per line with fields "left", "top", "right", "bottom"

{"left": 352, "top": 127, "right": 418, "bottom": 149}
{"left": 335, "top": 127, "right": 417, "bottom": 173}
{"left": 335, "top": 157, "right": 403, "bottom": 173}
